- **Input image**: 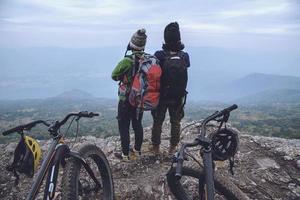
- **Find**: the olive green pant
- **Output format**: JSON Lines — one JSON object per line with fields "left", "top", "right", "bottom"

{"left": 151, "top": 100, "right": 184, "bottom": 146}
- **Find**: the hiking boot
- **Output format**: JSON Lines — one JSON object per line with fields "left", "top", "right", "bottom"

{"left": 129, "top": 146, "right": 141, "bottom": 160}
{"left": 122, "top": 154, "right": 130, "bottom": 162}
{"left": 148, "top": 144, "right": 160, "bottom": 155}
{"left": 168, "top": 145, "right": 178, "bottom": 155}
{"left": 130, "top": 146, "right": 142, "bottom": 156}
{"left": 114, "top": 152, "right": 130, "bottom": 161}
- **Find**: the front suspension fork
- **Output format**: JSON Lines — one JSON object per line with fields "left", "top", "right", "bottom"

{"left": 202, "top": 147, "right": 215, "bottom": 200}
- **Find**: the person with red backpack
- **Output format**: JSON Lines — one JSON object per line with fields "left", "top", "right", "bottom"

{"left": 111, "top": 29, "right": 147, "bottom": 161}
{"left": 149, "top": 22, "right": 190, "bottom": 155}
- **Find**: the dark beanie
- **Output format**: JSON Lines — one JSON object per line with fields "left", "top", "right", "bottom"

{"left": 164, "top": 22, "right": 181, "bottom": 44}
{"left": 129, "top": 28, "right": 147, "bottom": 51}
{"left": 163, "top": 22, "right": 184, "bottom": 51}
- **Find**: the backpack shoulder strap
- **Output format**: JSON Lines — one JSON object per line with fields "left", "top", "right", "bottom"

{"left": 164, "top": 50, "right": 183, "bottom": 59}
{"left": 124, "top": 54, "right": 134, "bottom": 60}
{"left": 129, "top": 53, "right": 141, "bottom": 78}
{"left": 163, "top": 50, "right": 172, "bottom": 58}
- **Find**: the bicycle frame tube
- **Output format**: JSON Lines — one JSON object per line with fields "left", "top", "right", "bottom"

{"left": 198, "top": 120, "right": 215, "bottom": 200}
{"left": 26, "top": 136, "right": 61, "bottom": 200}
{"left": 43, "top": 143, "right": 70, "bottom": 200}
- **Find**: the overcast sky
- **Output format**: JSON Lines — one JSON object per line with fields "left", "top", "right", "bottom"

{"left": 0, "top": 0, "right": 299, "bottom": 49}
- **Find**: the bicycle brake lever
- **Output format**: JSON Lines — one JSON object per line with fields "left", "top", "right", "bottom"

{"left": 223, "top": 112, "right": 230, "bottom": 122}
{"left": 171, "top": 152, "right": 179, "bottom": 163}
{"left": 214, "top": 118, "right": 223, "bottom": 122}
{"left": 183, "top": 153, "right": 189, "bottom": 161}
{"left": 48, "top": 121, "right": 59, "bottom": 133}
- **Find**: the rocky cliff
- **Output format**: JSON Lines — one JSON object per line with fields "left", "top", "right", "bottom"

{"left": 0, "top": 121, "right": 299, "bottom": 200}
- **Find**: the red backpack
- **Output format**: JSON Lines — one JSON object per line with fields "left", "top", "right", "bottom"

{"left": 129, "top": 54, "right": 162, "bottom": 111}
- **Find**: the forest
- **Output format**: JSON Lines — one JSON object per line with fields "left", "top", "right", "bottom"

{"left": 0, "top": 98, "right": 299, "bottom": 144}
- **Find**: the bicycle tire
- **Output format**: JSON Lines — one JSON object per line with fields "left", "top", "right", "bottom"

{"left": 62, "top": 144, "right": 114, "bottom": 200}
{"left": 167, "top": 165, "right": 249, "bottom": 200}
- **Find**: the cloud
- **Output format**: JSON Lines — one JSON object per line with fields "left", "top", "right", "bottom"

{"left": 0, "top": 0, "right": 299, "bottom": 48}
{"left": 183, "top": 23, "right": 237, "bottom": 34}
{"left": 218, "top": 2, "right": 291, "bottom": 18}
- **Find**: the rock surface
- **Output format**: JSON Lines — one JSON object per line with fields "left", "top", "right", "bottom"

{"left": 0, "top": 121, "right": 299, "bottom": 200}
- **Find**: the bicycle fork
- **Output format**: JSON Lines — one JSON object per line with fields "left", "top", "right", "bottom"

{"left": 43, "top": 146, "right": 102, "bottom": 199}
{"left": 202, "top": 147, "right": 215, "bottom": 200}
{"left": 43, "top": 144, "right": 69, "bottom": 200}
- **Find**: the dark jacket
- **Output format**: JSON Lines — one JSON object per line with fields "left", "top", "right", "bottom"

{"left": 154, "top": 50, "right": 190, "bottom": 68}
{"left": 154, "top": 50, "right": 190, "bottom": 102}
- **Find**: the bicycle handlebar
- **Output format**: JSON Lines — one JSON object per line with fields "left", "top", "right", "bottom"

{"left": 202, "top": 104, "right": 238, "bottom": 124}
{"left": 2, "top": 111, "right": 99, "bottom": 137}
{"left": 201, "top": 104, "right": 238, "bottom": 136}
{"left": 174, "top": 104, "right": 238, "bottom": 178}
{"left": 48, "top": 111, "right": 99, "bottom": 134}
{"left": 216, "top": 104, "right": 238, "bottom": 118}
{"left": 2, "top": 120, "right": 50, "bottom": 136}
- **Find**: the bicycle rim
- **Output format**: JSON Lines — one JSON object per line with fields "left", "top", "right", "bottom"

{"left": 62, "top": 144, "right": 114, "bottom": 200}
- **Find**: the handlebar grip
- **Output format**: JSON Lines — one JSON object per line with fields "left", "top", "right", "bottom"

{"left": 2, "top": 120, "right": 50, "bottom": 136}
{"left": 226, "top": 104, "right": 238, "bottom": 112}
{"left": 89, "top": 112, "right": 99, "bottom": 117}
{"left": 217, "top": 104, "right": 238, "bottom": 117}
{"left": 78, "top": 111, "right": 99, "bottom": 118}
{"left": 2, "top": 128, "right": 17, "bottom": 136}
{"left": 175, "top": 158, "right": 184, "bottom": 178}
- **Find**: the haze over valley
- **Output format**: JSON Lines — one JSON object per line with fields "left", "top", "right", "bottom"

{"left": 1, "top": 47, "right": 299, "bottom": 101}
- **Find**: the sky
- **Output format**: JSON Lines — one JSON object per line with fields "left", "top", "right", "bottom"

{"left": 0, "top": 0, "right": 300, "bottom": 50}
{"left": 0, "top": 0, "right": 300, "bottom": 99}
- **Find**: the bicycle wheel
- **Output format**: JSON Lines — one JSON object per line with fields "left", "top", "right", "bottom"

{"left": 62, "top": 144, "right": 114, "bottom": 200}
{"left": 167, "top": 165, "right": 249, "bottom": 200}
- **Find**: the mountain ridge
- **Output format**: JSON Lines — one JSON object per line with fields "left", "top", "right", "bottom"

{"left": 1, "top": 46, "right": 300, "bottom": 99}
{"left": 49, "top": 89, "right": 95, "bottom": 100}
{"left": 196, "top": 73, "right": 300, "bottom": 102}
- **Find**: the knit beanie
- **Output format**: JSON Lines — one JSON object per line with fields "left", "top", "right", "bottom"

{"left": 163, "top": 22, "right": 184, "bottom": 51}
{"left": 129, "top": 28, "right": 147, "bottom": 51}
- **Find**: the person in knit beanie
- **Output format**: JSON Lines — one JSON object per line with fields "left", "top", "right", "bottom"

{"left": 149, "top": 22, "right": 190, "bottom": 155}
{"left": 111, "top": 28, "right": 147, "bottom": 161}
{"left": 128, "top": 28, "right": 147, "bottom": 51}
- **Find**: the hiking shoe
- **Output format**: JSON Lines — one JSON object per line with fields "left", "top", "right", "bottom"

{"left": 129, "top": 146, "right": 141, "bottom": 160}
{"left": 122, "top": 154, "right": 130, "bottom": 162}
{"left": 148, "top": 144, "right": 160, "bottom": 155}
{"left": 168, "top": 145, "right": 178, "bottom": 155}
{"left": 130, "top": 147, "right": 142, "bottom": 156}
{"left": 114, "top": 152, "right": 130, "bottom": 161}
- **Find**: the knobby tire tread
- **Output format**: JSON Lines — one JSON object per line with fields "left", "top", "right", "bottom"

{"left": 62, "top": 144, "right": 114, "bottom": 200}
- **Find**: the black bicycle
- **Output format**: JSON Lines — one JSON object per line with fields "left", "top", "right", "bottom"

{"left": 2, "top": 111, "right": 114, "bottom": 200}
{"left": 167, "top": 104, "right": 249, "bottom": 200}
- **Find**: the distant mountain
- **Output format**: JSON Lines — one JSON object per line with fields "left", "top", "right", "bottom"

{"left": 51, "top": 89, "right": 95, "bottom": 100}
{"left": 196, "top": 73, "right": 300, "bottom": 103}
{"left": 1, "top": 47, "right": 300, "bottom": 100}
{"left": 231, "top": 73, "right": 300, "bottom": 93}
{"left": 0, "top": 47, "right": 121, "bottom": 99}
{"left": 235, "top": 89, "right": 300, "bottom": 104}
